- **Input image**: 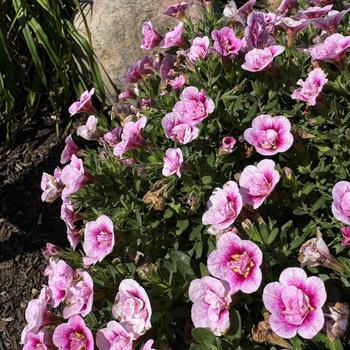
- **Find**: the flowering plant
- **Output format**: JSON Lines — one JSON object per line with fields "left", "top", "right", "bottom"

{"left": 25, "top": 0, "right": 350, "bottom": 349}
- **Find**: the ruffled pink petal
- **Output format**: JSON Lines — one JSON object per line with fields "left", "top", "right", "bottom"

{"left": 263, "top": 282, "right": 285, "bottom": 313}
{"left": 269, "top": 313, "right": 298, "bottom": 339}
{"left": 297, "top": 308, "right": 324, "bottom": 339}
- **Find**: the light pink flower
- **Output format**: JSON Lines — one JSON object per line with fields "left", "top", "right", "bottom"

{"left": 23, "top": 330, "right": 48, "bottom": 350}
{"left": 340, "top": 227, "right": 350, "bottom": 247}
{"left": 77, "top": 115, "right": 101, "bottom": 141}
{"left": 242, "top": 45, "right": 285, "bottom": 72}
{"left": 277, "top": 0, "right": 297, "bottom": 15}
{"left": 219, "top": 136, "right": 236, "bottom": 155}
{"left": 103, "top": 127, "right": 122, "bottom": 148}
{"left": 163, "top": 2, "right": 191, "bottom": 18}
{"left": 160, "top": 22, "right": 184, "bottom": 49}
{"left": 69, "top": 88, "right": 94, "bottom": 116}
{"left": 169, "top": 75, "right": 186, "bottom": 90}
{"left": 298, "top": 5, "right": 333, "bottom": 19}
{"left": 263, "top": 267, "right": 326, "bottom": 339}
{"left": 239, "top": 159, "right": 280, "bottom": 209}
{"left": 332, "top": 181, "right": 350, "bottom": 225}
{"left": 141, "top": 21, "right": 162, "bottom": 50}
{"left": 187, "top": 36, "right": 210, "bottom": 63}
{"left": 312, "top": 9, "right": 350, "bottom": 33}
{"left": 140, "top": 339, "right": 155, "bottom": 350}
{"left": 61, "top": 155, "right": 87, "bottom": 198}
{"left": 173, "top": 86, "right": 215, "bottom": 124}
{"left": 96, "top": 321, "right": 133, "bottom": 350}
{"left": 83, "top": 215, "right": 114, "bottom": 266}
{"left": 291, "top": 68, "right": 327, "bottom": 106}
{"left": 53, "top": 315, "right": 94, "bottom": 350}
{"left": 208, "top": 232, "right": 263, "bottom": 293}
{"left": 211, "top": 27, "right": 243, "bottom": 58}
{"left": 112, "top": 279, "right": 152, "bottom": 339}
{"left": 245, "top": 12, "right": 273, "bottom": 50}
{"left": 162, "top": 148, "right": 183, "bottom": 177}
{"left": 310, "top": 33, "right": 350, "bottom": 63}
{"left": 161, "top": 112, "right": 199, "bottom": 144}
{"left": 244, "top": 115, "right": 294, "bottom": 155}
{"left": 114, "top": 116, "right": 148, "bottom": 157}
{"left": 202, "top": 181, "right": 243, "bottom": 230}
{"left": 63, "top": 270, "right": 94, "bottom": 319}
{"left": 60, "top": 134, "right": 81, "bottom": 164}
{"left": 41, "top": 167, "right": 63, "bottom": 203}
{"left": 189, "top": 276, "right": 232, "bottom": 336}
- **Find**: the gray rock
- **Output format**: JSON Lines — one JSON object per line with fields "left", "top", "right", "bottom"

{"left": 75, "top": 0, "right": 203, "bottom": 102}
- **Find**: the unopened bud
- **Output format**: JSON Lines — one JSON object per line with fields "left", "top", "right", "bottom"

{"left": 324, "top": 302, "right": 349, "bottom": 341}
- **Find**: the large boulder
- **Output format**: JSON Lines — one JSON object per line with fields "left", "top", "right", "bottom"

{"left": 75, "top": 0, "right": 203, "bottom": 102}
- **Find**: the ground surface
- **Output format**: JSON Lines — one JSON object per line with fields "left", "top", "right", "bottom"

{"left": 0, "top": 119, "right": 67, "bottom": 349}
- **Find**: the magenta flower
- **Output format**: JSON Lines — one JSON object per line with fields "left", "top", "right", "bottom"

{"left": 298, "top": 5, "right": 333, "bottom": 19}
{"left": 41, "top": 167, "right": 63, "bottom": 203}
{"left": 263, "top": 267, "right": 327, "bottom": 339}
{"left": 60, "top": 135, "right": 81, "bottom": 164}
{"left": 341, "top": 227, "right": 350, "bottom": 247}
{"left": 163, "top": 2, "right": 191, "bottom": 18}
{"left": 140, "top": 339, "right": 155, "bottom": 350}
{"left": 160, "top": 22, "right": 184, "bottom": 49}
{"left": 61, "top": 155, "right": 87, "bottom": 198}
{"left": 77, "top": 115, "right": 101, "bottom": 141}
{"left": 187, "top": 36, "right": 210, "bottom": 63}
{"left": 96, "top": 321, "right": 133, "bottom": 350}
{"left": 114, "top": 116, "right": 148, "bottom": 157}
{"left": 53, "top": 315, "right": 94, "bottom": 350}
{"left": 189, "top": 276, "right": 232, "bottom": 336}
{"left": 211, "top": 27, "right": 243, "bottom": 58}
{"left": 83, "top": 215, "right": 114, "bottom": 266}
{"left": 239, "top": 159, "right": 280, "bottom": 209}
{"left": 169, "top": 75, "right": 186, "bottom": 90}
{"left": 160, "top": 55, "right": 176, "bottom": 81}
{"left": 244, "top": 115, "right": 294, "bottom": 155}
{"left": 208, "top": 232, "right": 263, "bottom": 293}
{"left": 103, "top": 127, "right": 122, "bottom": 148}
{"left": 141, "top": 21, "right": 162, "bottom": 50}
{"left": 244, "top": 12, "right": 272, "bottom": 50}
{"left": 23, "top": 330, "right": 48, "bottom": 350}
{"left": 291, "top": 68, "right": 327, "bottom": 106}
{"left": 242, "top": 45, "right": 284, "bottom": 72}
{"left": 238, "top": 0, "right": 256, "bottom": 17}
{"left": 173, "top": 86, "right": 215, "bottom": 124}
{"left": 310, "top": 33, "right": 350, "bottom": 63}
{"left": 69, "top": 88, "right": 94, "bottom": 116}
{"left": 202, "top": 181, "right": 243, "bottom": 230}
{"left": 332, "top": 181, "right": 350, "bottom": 225}
{"left": 112, "top": 279, "right": 152, "bottom": 339}
{"left": 123, "top": 56, "right": 156, "bottom": 84}
{"left": 312, "top": 9, "right": 350, "bottom": 33}
{"left": 161, "top": 112, "right": 199, "bottom": 144}
{"left": 219, "top": 136, "right": 236, "bottom": 155}
{"left": 162, "top": 148, "right": 183, "bottom": 178}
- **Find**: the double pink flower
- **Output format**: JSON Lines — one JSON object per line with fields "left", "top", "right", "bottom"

{"left": 187, "top": 36, "right": 210, "bottom": 63}
{"left": 162, "top": 148, "right": 184, "bottom": 178}
{"left": 160, "top": 22, "right": 184, "bottom": 49}
{"left": 332, "top": 181, "right": 350, "bottom": 225}
{"left": 96, "top": 321, "right": 133, "bottom": 350}
{"left": 211, "top": 27, "right": 243, "bottom": 58}
{"left": 41, "top": 167, "right": 63, "bottom": 203}
{"left": 140, "top": 21, "right": 162, "bottom": 50}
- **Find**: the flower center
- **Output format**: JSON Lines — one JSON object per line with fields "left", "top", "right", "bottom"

{"left": 231, "top": 251, "right": 255, "bottom": 278}
{"left": 260, "top": 129, "right": 278, "bottom": 150}
{"left": 97, "top": 230, "right": 111, "bottom": 247}
{"left": 69, "top": 331, "right": 86, "bottom": 350}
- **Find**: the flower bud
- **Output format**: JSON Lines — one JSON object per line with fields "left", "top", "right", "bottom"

{"left": 340, "top": 227, "right": 350, "bottom": 247}
{"left": 43, "top": 243, "right": 63, "bottom": 258}
{"left": 219, "top": 136, "right": 237, "bottom": 156}
{"left": 324, "top": 302, "right": 349, "bottom": 340}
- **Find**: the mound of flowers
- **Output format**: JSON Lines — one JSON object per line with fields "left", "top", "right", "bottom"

{"left": 23, "top": 0, "right": 350, "bottom": 349}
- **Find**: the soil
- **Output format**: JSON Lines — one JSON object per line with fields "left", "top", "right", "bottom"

{"left": 0, "top": 119, "right": 68, "bottom": 349}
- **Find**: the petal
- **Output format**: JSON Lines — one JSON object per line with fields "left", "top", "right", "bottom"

{"left": 263, "top": 282, "right": 285, "bottom": 313}
{"left": 279, "top": 267, "right": 307, "bottom": 288}
{"left": 297, "top": 309, "right": 324, "bottom": 339}
{"left": 303, "top": 276, "right": 327, "bottom": 309}
{"left": 269, "top": 313, "right": 298, "bottom": 339}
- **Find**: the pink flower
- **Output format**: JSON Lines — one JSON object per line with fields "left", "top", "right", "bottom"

{"left": 96, "top": 321, "right": 133, "bottom": 350}
{"left": 112, "top": 279, "right": 152, "bottom": 339}
{"left": 245, "top": 12, "right": 273, "bottom": 50}
{"left": 161, "top": 112, "right": 199, "bottom": 144}
{"left": 61, "top": 155, "right": 87, "bottom": 198}
{"left": 169, "top": 75, "right": 186, "bottom": 90}
{"left": 43, "top": 243, "right": 62, "bottom": 257}
{"left": 61, "top": 199, "right": 80, "bottom": 249}
{"left": 291, "top": 68, "right": 327, "bottom": 106}
{"left": 114, "top": 116, "right": 148, "bottom": 157}
{"left": 276, "top": 17, "right": 310, "bottom": 46}
{"left": 263, "top": 267, "right": 327, "bottom": 339}
{"left": 160, "top": 55, "right": 176, "bottom": 81}
{"left": 141, "top": 21, "right": 162, "bottom": 50}
{"left": 140, "top": 339, "right": 155, "bottom": 350}
{"left": 244, "top": 115, "right": 294, "bottom": 155}
{"left": 173, "top": 86, "right": 215, "bottom": 124}
{"left": 277, "top": 0, "right": 297, "bottom": 15}
{"left": 83, "top": 215, "right": 114, "bottom": 266}
{"left": 208, "top": 232, "right": 263, "bottom": 293}
{"left": 160, "top": 22, "right": 184, "bottom": 49}
{"left": 41, "top": 167, "right": 63, "bottom": 203}
{"left": 163, "top": 2, "right": 191, "bottom": 18}
{"left": 238, "top": 0, "right": 256, "bottom": 17}
{"left": 310, "top": 33, "right": 350, "bottom": 63}
{"left": 187, "top": 36, "right": 210, "bottom": 63}
{"left": 123, "top": 56, "right": 156, "bottom": 84}
{"left": 189, "top": 276, "right": 232, "bottom": 336}
{"left": 69, "top": 88, "right": 94, "bottom": 116}
{"left": 119, "top": 88, "right": 137, "bottom": 101}
{"left": 332, "top": 181, "right": 350, "bottom": 225}
{"left": 341, "top": 227, "right": 350, "bottom": 247}
{"left": 211, "top": 27, "right": 243, "bottom": 58}
{"left": 242, "top": 45, "right": 285, "bottom": 72}
{"left": 60, "top": 134, "right": 81, "bottom": 164}
{"left": 103, "top": 127, "right": 122, "bottom": 148}
{"left": 77, "top": 115, "right": 101, "bottom": 141}
{"left": 23, "top": 330, "right": 48, "bottom": 350}
{"left": 53, "top": 315, "right": 94, "bottom": 350}
{"left": 312, "top": 9, "right": 350, "bottom": 33}
{"left": 219, "top": 136, "right": 236, "bottom": 155}
{"left": 298, "top": 5, "right": 333, "bottom": 19}
{"left": 202, "top": 181, "right": 243, "bottom": 230}
{"left": 63, "top": 270, "right": 94, "bottom": 319}
{"left": 162, "top": 148, "right": 183, "bottom": 177}
{"left": 223, "top": 1, "right": 244, "bottom": 24}
{"left": 239, "top": 159, "right": 280, "bottom": 209}
{"left": 44, "top": 259, "right": 74, "bottom": 307}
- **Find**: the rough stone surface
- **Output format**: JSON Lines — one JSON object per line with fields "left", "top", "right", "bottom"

{"left": 75, "top": 0, "right": 203, "bottom": 102}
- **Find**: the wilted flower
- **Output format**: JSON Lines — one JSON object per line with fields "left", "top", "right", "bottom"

{"left": 60, "top": 134, "right": 81, "bottom": 164}
{"left": 340, "top": 227, "right": 350, "bottom": 247}
{"left": 162, "top": 148, "right": 183, "bottom": 177}
{"left": 223, "top": 1, "right": 244, "bottom": 23}
{"left": 202, "top": 181, "right": 243, "bottom": 230}
{"left": 298, "top": 5, "right": 333, "bottom": 19}
{"left": 263, "top": 267, "right": 327, "bottom": 339}
{"left": 324, "top": 302, "right": 349, "bottom": 340}
{"left": 244, "top": 115, "right": 294, "bottom": 155}
{"left": 189, "top": 276, "right": 232, "bottom": 336}
{"left": 160, "top": 22, "right": 185, "bottom": 49}
{"left": 169, "top": 75, "right": 186, "bottom": 90}
{"left": 312, "top": 9, "right": 350, "bottom": 33}
{"left": 123, "top": 56, "right": 156, "bottom": 84}
{"left": 219, "top": 136, "right": 236, "bottom": 155}
{"left": 163, "top": 2, "right": 192, "bottom": 19}
{"left": 211, "top": 27, "right": 243, "bottom": 58}
{"left": 187, "top": 36, "right": 210, "bottom": 63}
{"left": 160, "top": 54, "right": 177, "bottom": 81}
{"left": 96, "top": 321, "right": 133, "bottom": 350}
{"left": 68, "top": 88, "right": 95, "bottom": 116}
{"left": 208, "top": 232, "right": 263, "bottom": 293}
{"left": 77, "top": 115, "right": 101, "bottom": 141}
{"left": 332, "top": 181, "right": 350, "bottom": 225}
{"left": 141, "top": 21, "right": 162, "bottom": 50}
{"left": 41, "top": 167, "right": 63, "bottom": 203}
